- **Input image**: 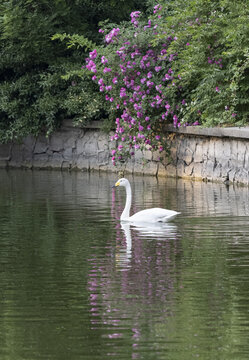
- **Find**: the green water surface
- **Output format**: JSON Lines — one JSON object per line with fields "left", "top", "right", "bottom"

{"left": 0, "top": 170, "right": 249, "bottom": 360}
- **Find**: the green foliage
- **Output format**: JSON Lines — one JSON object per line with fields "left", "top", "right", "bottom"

{"left": 0, "top": 0, "right": 148, "bottom": 143}
{"left": 154, "top": 0, "right": 249, "bottom": 126}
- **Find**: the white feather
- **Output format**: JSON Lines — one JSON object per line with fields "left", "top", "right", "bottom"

{"left": 114, "top": 178, "right": 180, "bottom": 223}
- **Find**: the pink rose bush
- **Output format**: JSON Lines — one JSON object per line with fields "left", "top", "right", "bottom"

{"left": 85, "top": 5, "right": 195, "bottom": 165}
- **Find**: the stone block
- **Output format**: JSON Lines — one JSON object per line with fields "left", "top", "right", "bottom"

{"left": 0, "top": 143, "right": 12, "bottom": 160}
{"left": 184, "top": 164, "right": 194, "bottom": 176}
{"left": 10, "top": 144, "right": 24, "bottom": 164}
{"left": 138, "top": 161, "right": 158, "bottom": 176}
{"left": 165, "top": 163, "right": 177, "bottom": 177}
{"left": 33, "top": 153, "right": 50, "bottom": 168}
{"left": 234, "top": 169, "right": 249, "bottom": 185}
{"left": 192, "top": 163, "right": 203, "bottom": 179}
{"left": 76, "top": 157, "right": 90, "bottom": 170}
{"left": 194, "top": 143, "right": 204, "bottom": 163}
{"left": 176, "top": 160, "right": 185, "bottom": 177}
{"left": 202, "top": 159, "right": 214, "bottom": 178}
{"left": 220, "top": 161, "right": 230, "bottom": 180}
{"left": 97, "top": 150, "right": 109, "bottom": 165}
{"left": 213, "top": 162, "right": 222, "bottom": 179}
{"left": 34, "top": 136, "right": 49, "bottom": 154}
{"left": 157, "top": 163, "right": 167, "bottom": 177}
{"left": 134, "top": 149, "right": 143, "bottom": 161}
{"left": 221, "top": 140, "right": 231, "bottom": 160}
{"left": 84, "top": 137, "right": 98, "bottom": 156}
{"left": 208, "top": 140, "right": 215, "bottom": 160}
{"left": 169, "top": 146, "right": 177, "bottom": 162}
{"left": 237, "top": 140, "right": 247, "bottom": 165}
{"left": 51, "top": 153, "right": 63, "bottom": 168}
{"left": 201, "top": 139, "right": 209, "bottom": 160}
{"left": 177, "top": 138, "right": 187, "bottom": 159}
{"left": 230, "top": 140, "right": 238, "bottom": 164}
{"left": 183, "top": 148, "right": 193, "bottom": 165}
{"left": 97, "top": 133, "right": 109, "bottom": 151}
{"left": 23, "top": 135, "right": 36, "bottom": 151}
{"left": 76, "top": 137, "right": 88, "bottom": 155}
{"left": 124, "top": 158, "right": 135, "bottom": 174}
{"left": 50, "top": 135, "right": 63, "bottom": 152}
{"left": 63, "top": 147, "right": 73, "bottom": 161}
{"left": 143, "top": 148, "right": 153, "bottom": 161}
{"left": 64, "top": 134, "right": 77, "bottom": 149}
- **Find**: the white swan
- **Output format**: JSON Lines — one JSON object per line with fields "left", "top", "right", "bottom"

{"left": 114, "top": 178, "right": 180, "bottom": 223}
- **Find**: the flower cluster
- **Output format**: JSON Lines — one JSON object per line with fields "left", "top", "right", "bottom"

{"left": 85, "top": 5, "right": 197, "bottom": 165}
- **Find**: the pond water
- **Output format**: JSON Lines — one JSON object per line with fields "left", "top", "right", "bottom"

{"left": 0, "top": 169, "right": 249, "bottom": 360}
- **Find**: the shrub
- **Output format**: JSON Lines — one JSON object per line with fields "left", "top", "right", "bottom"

{"left": 85, "top": 5, "right": 199, "bottom": 165}
{"left": 155, "top": 0, "right": 249, "bottom": 127}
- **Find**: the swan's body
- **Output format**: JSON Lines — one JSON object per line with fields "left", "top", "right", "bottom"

{"left": 114, "top": 178, "right": 180, "bottom": 223}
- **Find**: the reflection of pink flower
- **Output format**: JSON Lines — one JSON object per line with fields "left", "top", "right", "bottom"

{"left": 108, "top": 333, "right": 122, "bottom": 339}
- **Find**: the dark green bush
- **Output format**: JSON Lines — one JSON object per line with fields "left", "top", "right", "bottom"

{"left": 0, "top": 0, "right": 147, "bottom": 143}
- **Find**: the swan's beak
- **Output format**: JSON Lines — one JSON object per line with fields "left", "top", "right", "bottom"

{"left": 112, "top": 180, "right": 120, "bottom": 188}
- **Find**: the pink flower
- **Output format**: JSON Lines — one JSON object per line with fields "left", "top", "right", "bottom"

{"left": 101, "top": 56, "right": 108, "bottom": 64}
{"left": 105, "top": 28, "right": 120, "bottom": 43}
{"left": 103, "top": 67, "right": 111, "bottom": 73}
{"left": 89, "top": 49, "right": 97, "bottom": 59}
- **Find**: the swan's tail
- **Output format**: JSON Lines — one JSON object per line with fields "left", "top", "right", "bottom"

{"left": 159, "top": 212, "right": 181, "bottom": 222}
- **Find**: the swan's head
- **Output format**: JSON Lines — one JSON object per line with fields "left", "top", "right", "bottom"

{"left": 114, "top": 178, "right": 129, "bottom": 188}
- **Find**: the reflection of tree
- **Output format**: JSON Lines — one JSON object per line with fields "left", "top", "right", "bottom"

{"left": 87, "top": 216, "right": 181, "bottom": 357}
{"left": 1, "top": 170, "right": 249, "bottom": 358}
{"left": 0, "top": 170, "right": 118, "bottom": 359}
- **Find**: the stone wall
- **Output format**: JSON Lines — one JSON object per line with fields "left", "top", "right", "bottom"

{"left": 1, "top": 120, "right": 249, "bottom": 185}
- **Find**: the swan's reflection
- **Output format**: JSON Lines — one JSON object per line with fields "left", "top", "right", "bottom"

{"left": 115, "top": 223, "right": 132, "bottom": 269}
{"left": 116, "top": 221, "right": 179, "bottom": 270}
{"left": 129, "top": 221, "right": 178, "bottom": 239}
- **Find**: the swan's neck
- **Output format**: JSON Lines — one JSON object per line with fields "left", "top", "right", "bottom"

{"left": 121, "top": 183, "right": 132, "bottom": 220}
